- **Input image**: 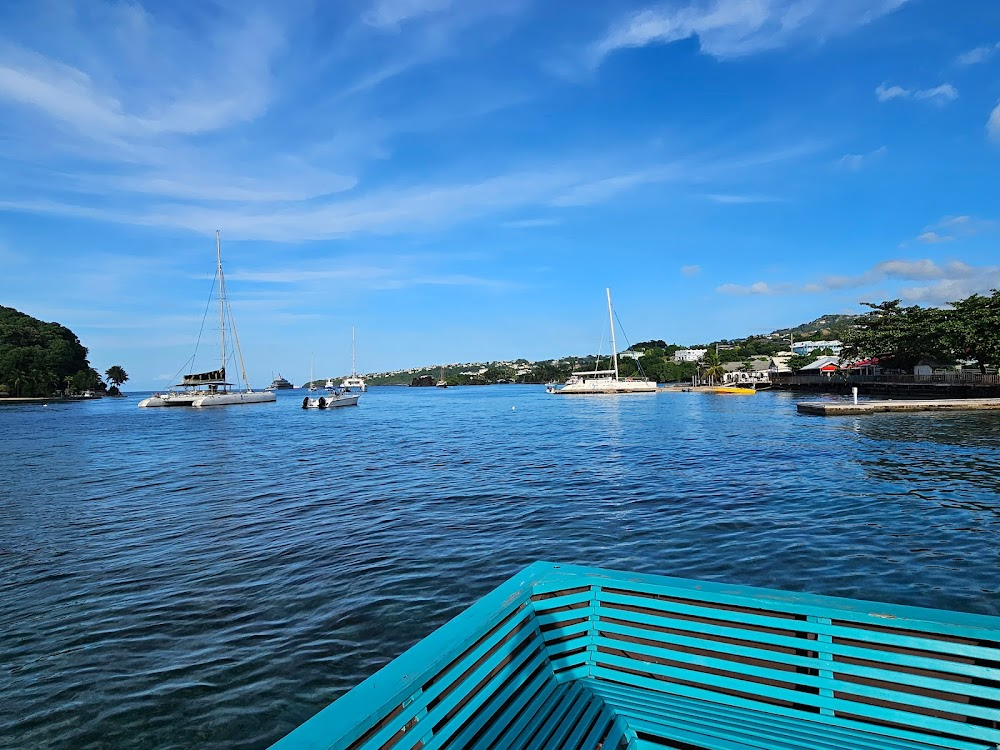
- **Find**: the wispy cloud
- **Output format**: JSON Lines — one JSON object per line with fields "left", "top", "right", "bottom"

{"left": 716, "top": 281, "right": 790, "bottom": 295}
{"left": 0, "top": 135, "right": 823, "bottom": 241}
{"left": 502, "top": 218, "right": 562, "bottom": 228}
{"left": 362, "top": 0, "right": 454, "bottom": 30}
{"left": 681, "top": 265, "right": 701, "bottom": 276}
{"left": 225, "top": 260, "right": 516, "bottom": 292}
{"left": 589, "top": 0, "right": 909, "bottom": 67}
{"left": 916, "top": 231, "right": 953, "bottom": 244}
{"left": 835, "top": 146, "right": 886, "bottom": 170}
{"left": 910, "top": 215, "right": 994, "bottom": 245}
{"left": 989, "top": 102, "right": 1000, "bottom": 142}
{"left": 704, "top": 193, "right": 781, "bottom": 204}
{"left": 876, "top": 82, "right": 958, "bottom": 104}
{"left": 955, "top": 42, "right": 1000, "bottom": 66}
{"left": 717, "top": 257, "right": 1000, "bottom": 305}
{"left": 0, "top": 15, "right": 283, "bottom": 142}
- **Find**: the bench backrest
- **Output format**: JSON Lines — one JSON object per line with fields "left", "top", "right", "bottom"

{"left": 270, "top": 563, "right": 1000, "bottom": 750}
{"left": 532, "top": 566, "right": 1000, "bottom": 749}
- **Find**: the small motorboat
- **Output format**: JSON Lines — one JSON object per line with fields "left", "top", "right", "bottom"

{"left": 302, "top": 389, "right": 359, "bottom": 409}
{"left": 713, "top": 386, "right": 756, "bottom": 395}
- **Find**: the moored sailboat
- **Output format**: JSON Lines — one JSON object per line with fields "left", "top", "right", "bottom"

{"left": 340, "top": 327, "right": 367, "bottom": 392}
{"left": 138, "top": 232, "right": 276, "bottom": 408}
{"left": 547, "top": 288, "right": 657, "bottom": 395}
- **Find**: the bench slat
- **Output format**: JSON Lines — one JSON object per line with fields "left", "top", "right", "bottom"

{"left": 595, "top": 610, "right": 1000, "bottom": 684}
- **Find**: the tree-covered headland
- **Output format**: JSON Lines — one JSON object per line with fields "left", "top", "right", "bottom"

{"left": 0, "top": 306, "right": 103, "bottom": 397}
{"left": 841, "top": 291, "right": 1000, "bottom": 372}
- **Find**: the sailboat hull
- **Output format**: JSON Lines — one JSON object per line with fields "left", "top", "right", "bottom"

{"left": 192, "top": 391, "right": 276, "bottom": 407}
{"left": 549, "top": 379, "right": 657, "bottom": 394}
{"left": 138, "top": 394, "right": 199, "bottom": 407}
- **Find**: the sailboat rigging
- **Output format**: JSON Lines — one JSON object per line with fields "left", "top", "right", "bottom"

{"left": 138, "top": 231, "right": 276, "bottom": 408}
{"left": 340, "top": 326, "right": 367, "bottom": 391}
{"left": 546, "top": 288, "right": 657, "bottom": 395}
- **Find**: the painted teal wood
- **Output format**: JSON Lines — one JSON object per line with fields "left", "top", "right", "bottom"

{"left": 270, "top": 562, "right": 1000, "bottom": 750}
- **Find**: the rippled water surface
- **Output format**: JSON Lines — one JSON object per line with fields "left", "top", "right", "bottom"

{"left": 2, "top": 387, "right": 999, "bottom": 748}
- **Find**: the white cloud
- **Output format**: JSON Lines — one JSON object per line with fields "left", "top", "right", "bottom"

{"left": 501, "top": 218, "right": 562, "bottom": 228}
{"left": 912, "top": 215, "right": 994, "bottom": 244}
{"left": 681, "top": 264, "right": 701, "bottom": 276}
{"left": 550, "top": 167, "right": 680, "bottom": 207}
{"left": 225, "top": 260, "right": 514, "bottom": 291}
{"left": 914, "top": 84, "right": 958, "bottom": 103}
{"left": 716, "top": 257, "right": 995, "bottom": 302}
{"left": 362, "top": 0, "right": 454, "bottom": 30}
{"left": 916, "top": 231, "right": 953, "bottom": 244}
{"left": 0, "top": 140, "right": 817, "bottom": 240}
{"left": 956, "top": 42, "right": 1000, "bottom": 66}
{"left": 876, "top": 82, "right": 957, "bottom": 104}
{"left": 704, "top": 193, "right": 780, "bottom": 203}
{"left": 835, "top": 146, "right": 886, "bottom": 170}
{"left": 716, "top": 281, "right": 785, "bottom": 295}
{"left": 0, "top": 18, "right": 282, "bottom": 141}
{"left": 989, "top": 102, "right": 1000, "bottom": 142}
{"left": 590, "top": 0, "right": 909, "bottom": 66}
{"left": 875, "top": 84, "right": 909, "bottom": 102}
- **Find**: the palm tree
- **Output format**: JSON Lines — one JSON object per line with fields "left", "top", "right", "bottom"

{"left": 105, "top": 366, "right": 129, "bottom": 388}
{"left": 702, "top": 349, "right": 726, "bottom": 385}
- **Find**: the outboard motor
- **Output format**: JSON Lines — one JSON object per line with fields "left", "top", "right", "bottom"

{"left": 302, "top": 396, "right": 309, "bottom": 409}
{"left": 318, "top": 397, "right": 327, "bottom": 409}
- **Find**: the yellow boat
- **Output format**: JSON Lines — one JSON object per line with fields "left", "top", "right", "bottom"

{"left": 713, "top": 386, "right": 756, "bottom": 395}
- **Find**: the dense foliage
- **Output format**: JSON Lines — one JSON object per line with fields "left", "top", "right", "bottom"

{"left": 0, "top": 306, "right": 101, "bottom": 397}
{"left": 105, "top": 365, "right": 129, "bottom": 395}
{"left": 841, "top": 292, "right": 1000, "bottom": 371}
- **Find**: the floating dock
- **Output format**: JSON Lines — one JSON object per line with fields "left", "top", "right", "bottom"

{"left": 798, "top": 397, "right": 1000, "bottom": 416}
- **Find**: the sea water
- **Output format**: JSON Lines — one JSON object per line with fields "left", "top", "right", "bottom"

{"left": 2, "top": 386, "right": 998, "bottom": 748}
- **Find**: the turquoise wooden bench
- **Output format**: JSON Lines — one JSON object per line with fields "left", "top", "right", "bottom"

{"left": 271, "top": 562, "right": 1000, "bottom": 750}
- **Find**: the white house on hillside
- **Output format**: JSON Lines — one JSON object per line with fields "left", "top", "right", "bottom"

{"left": 791, "top": 340, "right": 842, "bottom": 355}
{"left": 674, "top": 348, "right": 707, "bottom": 362}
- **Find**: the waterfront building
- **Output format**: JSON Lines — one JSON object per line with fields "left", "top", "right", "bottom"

{"left": 913, "top": 358, "right": 953, "bottom": 378}
{"left": 800, "top": 355, "right": 842, "bottom": 375}
{"left": 674, "top": 348, "right": 707, "bottom": 362}
{"left": 791, "top": 340, "right": 842, "bottom": 355}
{"left": 768, "top": 356, "right": 793, "bottom": 375}
{"left": 721, "top": 358, "right": 771, "bottom": 384}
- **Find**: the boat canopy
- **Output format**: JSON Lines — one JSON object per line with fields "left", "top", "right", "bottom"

{"left": 572, "top": 369, "right": 617, "bottom": 376}
{"left": 178, "top": 368, "right": 229, "bottom": 386}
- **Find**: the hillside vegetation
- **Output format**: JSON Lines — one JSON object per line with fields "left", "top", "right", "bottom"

{"left": 0, "top": 306, "right": 101, "bottom": 396}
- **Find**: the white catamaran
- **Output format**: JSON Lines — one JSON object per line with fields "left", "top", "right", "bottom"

{"left": 547, "top": 288, "right": 657, "bottom": 395}
{"left": 340, "top": 326, "right": 367, "bottom": 392}
{"left": 138, "top": 232, "right": 276, "bottom": 408}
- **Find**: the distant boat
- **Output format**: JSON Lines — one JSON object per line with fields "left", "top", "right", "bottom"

{"left": 546, "top": 288, "right": 657, "bottom": 395}
{"left": 436, "top": 366, "right": 448, "bottom": 388}
{"left": 308, "top": 356, "right": 317, "bottom": 392}
{"left": 138, "top": 232, "right": 276, "bottom": 408}
{"left": 340, "top": 327, "right": 367, "bottom": 392}
{"left": 713, "top": 386, "right": 756, "bottom": 395}
{"left": 267, "top": 374, "right": 294, "bottom": 390}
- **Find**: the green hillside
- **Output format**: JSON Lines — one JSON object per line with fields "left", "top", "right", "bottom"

{"left": 0, "top": 306, "right": 101, "bottom": 397}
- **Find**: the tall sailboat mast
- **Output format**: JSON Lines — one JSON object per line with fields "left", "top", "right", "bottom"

{"left": 352, "top": 326, "right": 357, "bottom": 377}
{"left": 217, "top": 230, "right": 226, "bottom": 374}
{"left": 606, "top": 287, "right": 619, "bottom": 380}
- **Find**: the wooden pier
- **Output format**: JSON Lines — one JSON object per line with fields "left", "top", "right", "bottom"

{"left": 798, "top": 397, "right": 1000, "bottom": 416}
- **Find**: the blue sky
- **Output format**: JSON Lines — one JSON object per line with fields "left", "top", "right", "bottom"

{"left": 1, "top": 0, "right": 999, "bottom": 388}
